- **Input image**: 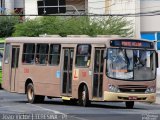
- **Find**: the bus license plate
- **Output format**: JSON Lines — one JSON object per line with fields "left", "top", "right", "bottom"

{"left": 128, "top": 96, "right": 137, "bottom": 100}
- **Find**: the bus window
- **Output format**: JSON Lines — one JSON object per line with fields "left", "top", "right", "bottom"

{"left": 107, "top": 48, "right": 134, "bottom": 80}
{"left": 36, "top": 44, "right": 49, "bottom": 65}
{"left": 4, "top": 44, "right": 10, "bottom": 64}
{"left": 22, "top": 44, "right": 35, "bottom": 64}
{"left": 49, "top": 44, "right": 61, "bottom": 65}
{"left": 75, "top": 44, "right": 91, "bottom": 67}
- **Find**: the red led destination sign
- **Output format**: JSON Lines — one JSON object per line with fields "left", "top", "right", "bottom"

{"left": 110, "top": 40, "right": 154, "bottom": 49}
{"left": 121, "top": 41, "right": 142, "bottom": 47}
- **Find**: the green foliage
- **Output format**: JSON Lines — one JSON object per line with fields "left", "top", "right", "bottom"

{"left": 13, "top": 16, "right": 133, "bottom": 37}
{"left": 0, "top": 16, "right": 19, "bottom": 37}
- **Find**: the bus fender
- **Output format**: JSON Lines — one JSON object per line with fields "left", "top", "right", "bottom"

{"left": 78, "top": 81, "right": 90, "bottom": 99}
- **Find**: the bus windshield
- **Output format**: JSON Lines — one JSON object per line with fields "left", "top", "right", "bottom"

{"left": 107, "top": 48, "right": 156, "bottom": 81}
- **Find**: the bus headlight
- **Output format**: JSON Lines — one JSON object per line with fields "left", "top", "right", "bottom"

{"left": 145, "top": 87, "right": 155, "bottom": 93}
{"left": 108, "top": 84, "right": 120, "bottom": 93}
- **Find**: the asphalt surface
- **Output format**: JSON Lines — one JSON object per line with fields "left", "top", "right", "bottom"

{"left": 0, "top": 90, "right": 160, "bottom": 120}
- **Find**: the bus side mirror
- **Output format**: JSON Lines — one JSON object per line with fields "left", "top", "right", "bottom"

{"left": 156, "top": 52, "right": 158, "bottom": 68}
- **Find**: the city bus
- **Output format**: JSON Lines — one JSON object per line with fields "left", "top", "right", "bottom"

{"left": 0, "top": 38, "right": 5, "bottom": 88}
{"left": 2, "top": 36, "right": 158, "bottom": 108}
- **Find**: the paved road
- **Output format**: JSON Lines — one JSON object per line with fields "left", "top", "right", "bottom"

{"left": 0, "top": 90, "right": 160, "bottom": 120}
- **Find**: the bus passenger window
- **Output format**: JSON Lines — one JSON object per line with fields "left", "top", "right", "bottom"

{"left": 75, "top": 44, "right": 91, "bottom": 67}
{"left": 36, "top": 44, "right": 49, "bottom": 65}
{"left": 22, "top": 44, "right": 35, "bottom": 64}
{"left": 49, "top": 44, "right": 61, "bottom": 65}
{"left": 4, "top": 44, "right": 10, "bottom": 64}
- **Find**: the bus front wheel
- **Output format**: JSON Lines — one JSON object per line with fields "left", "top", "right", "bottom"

{"left": 125, "top": 101, "right": 134, "bottom": 109}
{"left": 27, "top": 83, "right": 44, "bottom": 103}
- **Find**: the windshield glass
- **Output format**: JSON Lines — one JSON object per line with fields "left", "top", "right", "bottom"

{"left": 107, "top": 48, "right": 156, "bottom": 81}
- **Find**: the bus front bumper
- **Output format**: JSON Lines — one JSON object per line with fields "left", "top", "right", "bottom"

{"left": 104, "top": 91, "right": 156, "bottom": 103}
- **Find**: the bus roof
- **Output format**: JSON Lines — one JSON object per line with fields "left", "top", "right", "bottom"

{"left": 5, "top": 37, "right": 153, "bottom": 45}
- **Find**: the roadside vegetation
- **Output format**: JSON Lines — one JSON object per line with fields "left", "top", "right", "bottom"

{"left": 12, "top": 16, "right": 133, "bottom": 37}
{"left": 0, "top": 16, "right": 133, "bottom": 37}
{"left": 0, "top": 16, "right": 19, "bottom": 37}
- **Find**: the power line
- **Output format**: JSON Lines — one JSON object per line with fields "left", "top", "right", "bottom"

{"left": 1, "top": 10, "right": 160, "bottom": 17}
{"left": 2, "top": 0, "right": 160, "bottom": 17}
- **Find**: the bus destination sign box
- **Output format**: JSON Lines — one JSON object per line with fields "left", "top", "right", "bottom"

{"left": 110, "top": 40, "right": 154, "bottom": 49}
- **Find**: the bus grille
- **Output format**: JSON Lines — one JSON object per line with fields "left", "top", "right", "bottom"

{"left": 118, "top": 85, "right": 147, "bottom": 93}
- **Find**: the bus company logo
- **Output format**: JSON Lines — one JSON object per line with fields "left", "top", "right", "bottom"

{"left": 82, "top": 71, "right": 87, "bottom": 77}
{"left": 24, "top": 68, "right": 29, "bottom": 73}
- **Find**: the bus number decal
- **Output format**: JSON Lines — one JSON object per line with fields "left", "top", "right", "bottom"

{"left": 82, "top": 71, "right": 87, "bottom": 77}
{"left": 24, "top": 68, "right": 29, "bottom": 74}
{"left": 73, "top": 69, "right": 79, "bottom": 80}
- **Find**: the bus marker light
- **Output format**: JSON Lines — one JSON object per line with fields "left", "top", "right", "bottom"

{"left": 73, "top": 69, "right": 79, "bottom": 80}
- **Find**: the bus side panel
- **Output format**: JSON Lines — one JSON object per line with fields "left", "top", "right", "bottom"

{"left": 71, "top": 45, "right": 94, "bottom": 100}
{"left": 18, "top": 65, "right": 61, "bottom": 97}
{"left": 72, "top": 68, "right": 92, "bottom": 99}
{"left": 16, "top": 44, "right": 25, "bottom": 93}
{"left": 2, "top": 63, "right": 11, "bottom": 91}
{"left": 33, "top": 66, "right": 61, "bottom": 97}
{"left": 2, "top": 43, "right": 11, "bottom": 91}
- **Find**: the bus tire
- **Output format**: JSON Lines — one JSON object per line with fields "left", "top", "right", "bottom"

{"left": 27, "top": 83, "right": 44, "bottom": 103}
{"left": 125, "top": 101, "right": 134, "bottom": 109}
{"left": 78, "top": 85, "right": 90, "bottom": 107}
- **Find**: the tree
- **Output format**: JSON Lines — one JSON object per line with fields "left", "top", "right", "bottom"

{"left": 0, "top": 16, "right": 19, "bottom": 37}
{"left": 13, "top": 16, "right": 133, "bottom": 37}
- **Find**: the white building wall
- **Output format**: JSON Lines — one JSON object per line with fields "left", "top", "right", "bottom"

{"left": 5, "top": 0, "right": 14, "bottom": 14}
{"left": 25, "top": 0, "right": 38, "bottom": 19}
{"left": 135, "top": 0, "right": 140, "bottom": 38}
{"left": 88, "top": 0, "right": 105, "bottom": 14}
{"left": 4, "top": 0, "right": 24, "bottom": 14}
{"left": 108, "top": 0, "right": 137, "bottom": 37}
{"left": 140, "top": 1, "right": 160, "bottom": 32}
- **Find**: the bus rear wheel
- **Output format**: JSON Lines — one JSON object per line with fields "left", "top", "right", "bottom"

{"left": 78, "top": 85, "right": 90, "bottom": 107}
{"left": 125, "top": 101, "right": 134, "bottom": 109}
{"left": 27, "top": 83, "right": 44, "bottom": 103}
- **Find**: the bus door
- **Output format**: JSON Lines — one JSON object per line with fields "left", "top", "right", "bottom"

{"left": 93, "top": 48, "right": 104, "bottom": 98}
{"left": 62, "top": 48, "right": 74, "bottom": 96}
{"left": 10, "top": 46, "right": 20, "bottom": 92}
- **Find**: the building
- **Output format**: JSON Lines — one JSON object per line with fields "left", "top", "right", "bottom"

{"left": 107, "top": 0, "right": 139, "bottom": 38}
{"left": 25, "top": 0, "right": 87, "bottom": 15}
{"left": 1, "top": 0, "right": 160, "bottom": 46}
{"left": 140, "top": 0, "right": 160, "bottom": 50}
{"left": 107, "top": 0, "right": 160, "bottom": 49}
{"left": 0, "top": 0, "right": 24, "bottom": 14}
